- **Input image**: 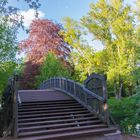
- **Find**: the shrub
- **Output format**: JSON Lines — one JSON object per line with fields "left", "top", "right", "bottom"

{"left": 108, "top": 92, "right": 140, "bottom": 134}
{"left": 36, "top": 53, "right": 71, "bottom": 87}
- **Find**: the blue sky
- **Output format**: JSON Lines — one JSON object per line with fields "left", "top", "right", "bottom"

{"left": 8, "top": 0, "right": 136, "bottom": 51}
{"left": 9, "top": 0, "right": 97, "bottom": 21}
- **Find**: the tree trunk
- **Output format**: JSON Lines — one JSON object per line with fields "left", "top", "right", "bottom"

{"left": 114, "top": 81, "right": 118, "bottom": 99}
{"left": 115, "top": 79, "right": 123, "bottom": 100}
{"left": 128, "top": 85, "right": 133, "bottom": 96}
{"left": 118, "top": 81, "right": 123, "bottom": 99}
{"left": 121, "top": 84, "right": 126, "bottom": 97}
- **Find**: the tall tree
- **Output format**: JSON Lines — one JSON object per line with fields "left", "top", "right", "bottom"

{"left": 0, "top": 17, "right": 17, "bottom": 95}
{"left": 20, "top": 19, "right": 70, "bottom": 63}
{"left": 60, "top": 17, "right": 95, "bottom": 82}
{"left": 19, "top": 19, "right": 71, "bottom": 88}
{"left": 0, "top": 0, "right": 41, "bottom": 94}
{"left": 36, "top": 53, "right": 71, "bottom": 86}
{"left": 82, "top": 0, "right": 138, "bottom": 98}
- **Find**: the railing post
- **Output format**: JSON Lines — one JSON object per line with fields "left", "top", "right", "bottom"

{"left": 51, "top": 79, "right": 52, "bottom": 88}
{"left": 49, "top": 79, "right": 51, "bottom": 88}
{"left": 65, "top": 79, "right": 67, "bottom": 91}
{"left": 13, "top": 75, "right": 18, "bottom": 138}
{"left": 74, "top": 82, "right": 76, "bottom": 96}
{"left": 0, "top": 109, "right": 3, "bottom": 137}
{"left": 102, "top": 79, "right": 109, "bottom": 126}
{"left": 84, "top": 90, "right": 88, "bottom": 105}
{"left": 59, "top": 78, "right": 61, "bottom": 89}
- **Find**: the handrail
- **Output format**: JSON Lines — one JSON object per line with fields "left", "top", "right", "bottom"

{"left": 0, "top": 75, "right": 18, "bottom": 139}
{"left": 12, "top": 75, "right": 18, "bottom": 138}
{"left": 39, "top": 77, "right": 109, "bottom": 125}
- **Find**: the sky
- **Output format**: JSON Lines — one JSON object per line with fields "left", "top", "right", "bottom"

{"left": 8, "top": 0, "right": 136, "bottom": 51}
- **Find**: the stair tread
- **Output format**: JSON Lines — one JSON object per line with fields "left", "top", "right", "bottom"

{"left": 18, "top": 110, "right": 89, "bottom": 119}
{"left": 18, "top": 120, "right": 102, "bottom": 130}
{"left": 18, "top": 116, "right": 98, "bottom": 126}
{"left": 18, "top": 108, "right": 86, "bottom": 115}
{"left": 17, "top": 89, "right": 117, "bottom": 140}
{"left": 19, "top": 102, "right": 79, "bottom": 108}
{"left": 20, "top": 100, "right": 77, "bottom": 106}
{"left": 19, "top": 124, "right": 108, "bottom": 136}
{"left": 18, "top": 113, "right": 94, "bottom": 122}
{"left": 19, "top": 104, "right": 82, "bottom": 112}
{"left": 18, "top": 127, "right": 117, "bottom": 140}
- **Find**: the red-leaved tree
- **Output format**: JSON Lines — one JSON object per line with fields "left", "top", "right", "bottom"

{"left": 19, "top": 19, "right": 71, "bottom": 89}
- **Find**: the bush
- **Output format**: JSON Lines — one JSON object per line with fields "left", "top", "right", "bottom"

{"left": 0, "top": 62, "right": 16, "bottom": 96}
{"left": 36, "top": 53, "right": 71, "bottom": 87}
{"left": 108, "top": 91, "right": 140, "bottom": 134}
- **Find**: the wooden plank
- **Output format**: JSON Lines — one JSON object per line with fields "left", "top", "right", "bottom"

{"left": 18, "top": 90, "right": 72, "bottom": 102}
{"left": 18, "top": 113, "right": 95, "bottom": 123}
{"left": 18, "top": 104, "right": 83, "bottom": 112}
{"left": 18, "top": 108, "right": 86, "bottom": 115}
{"left": 18, "top": 116, "right": 99, "bottom": 127}
{"left": 18, "top": 124, "right": 107, "bottom": 137}
{"left": 20, "top": 100, "right": 77, "bottom": 107}
{"left": 20, "top": 99, "right": 76, "bottom": 104}
{"left": 18, "top": 127, "right": 117, "bottom": 140}
{"left": 18, "top": 120, "right": 102, "bottom": 130}
{"left": 18, "top": 110, "right": 90, "bottom": 119}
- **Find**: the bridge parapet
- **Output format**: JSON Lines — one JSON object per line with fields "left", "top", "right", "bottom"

{"left": 39, "top": 73, "right": 109, "bottom": 125}
{"left": 84, "top": 73, "right": 107, "bottom": 99}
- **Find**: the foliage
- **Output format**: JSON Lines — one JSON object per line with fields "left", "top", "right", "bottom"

{"left": 60, "top": 1, "right": 140, "bottom": 135}
{"left": 36, "top": 53, "right": 71, "bottom": 86}
{"left": 81, "top": 0, "right": 139, "bottom": 98}
{"left": 0, "top": 22, "right": 17, "bottom": 64}
{"left": 0, "top": 0, "right": 40, "bottom": 28}
{"left": 19, "top": 19, "right": 71, "bottom": 88}
{"left": 108, "top": 92, "right": 140, "bottom": 134}
{"left": 70, "top": 45, "right": 95, "bottom": 82}
{"left": 0, "top": 21, "right": 17, "bottom": 95}
{"left": 21, "top": 61, "right": 40, "bottom": 89}
{"left": 0, "top": 62, "right": 16, "bottom": 95}
{"left": 60, "top": 17, "right": 95, "bottom": 82}
{"left": 0, "top": 0, "right": 41, "bottom": 94}
{"left": 93, "top": 50, "right": 108, "bottom": 74}
{"left": 20, "top": 19, "right": 70, "bottom": 63}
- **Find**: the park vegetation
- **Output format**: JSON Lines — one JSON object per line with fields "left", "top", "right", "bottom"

{"left": 0, "top": 0, "right": 139, "bottom": 135}
{"left": 0, "top": 0, "right": 40, "bottom": 94}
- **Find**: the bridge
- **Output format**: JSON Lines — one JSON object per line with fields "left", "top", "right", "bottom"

{"left": 0, "top": 73, "right": 120, "bottom": 140}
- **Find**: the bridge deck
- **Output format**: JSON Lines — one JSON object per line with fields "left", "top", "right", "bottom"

{"left": 16, "top": 89, "right": 118, "bottom": 140}
{"left": 18, "top": 89, "right": 73, "bottom": 102}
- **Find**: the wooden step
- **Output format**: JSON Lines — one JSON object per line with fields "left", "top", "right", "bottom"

{"left": 18, "top": 107, "right": 86, "bottom": 115}
{"left": 18, "top": 104, "right": 82, "bottom": 112}
{"left": 20, "top": 100, "right": 77, "bottom": 106}
{"left": 21, "top": 99, "right": 76, "bottom": 103}
{"left": 18, "top": 127, "right": 117, "bottom": 140}
{"left": 19, "top": 102, "right": 80, "bottom": 109}
{"left": 18, "top": 113, "right": 95, "bottom": 123}
{"left": 18, "top": 116, "right": 99, "bottom": 127}
{"left": 17, "top": 89, "right": 117, "bottom": 140}
{"left": 18, "top": 110, "right": 89, "bottom": 119}
{"left": 18, "top": 120, "right": 102, "bottom": 130}
{"left": 18, "top": 124, "right": 107, "bottom": 137}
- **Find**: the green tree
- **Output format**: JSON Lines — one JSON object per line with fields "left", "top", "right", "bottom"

{"left": 60, "top": 17, "right": 95, "bottom": 82}
{"left": 82, "top": 0, "right": 138, "bottom": 98}
{"left": 0, "top": 0, "right": 41, "bottom": 95}
{"left": 0, "top": 21, "right": 17, "bottom": 95}
{"left": 36, "top": 53, "right": 71, "bottom": 86}
{"left": 109, "top": 90, "right": 140, "bottom": 134}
